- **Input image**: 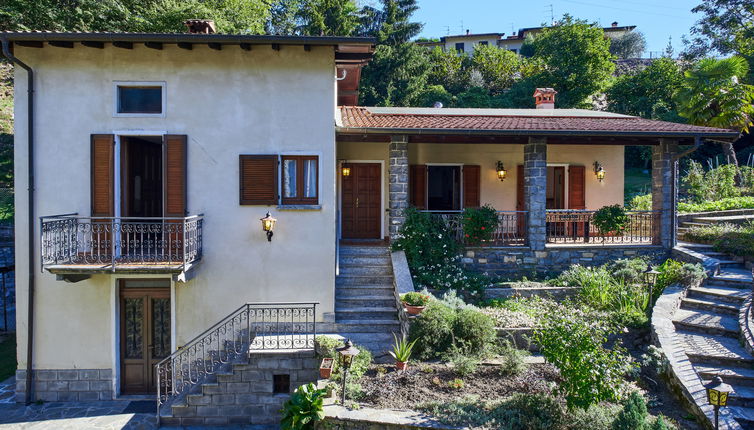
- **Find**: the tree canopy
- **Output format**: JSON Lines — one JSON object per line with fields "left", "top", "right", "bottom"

{"left": 606, "top": 58, "right": 685, "bottom": 122}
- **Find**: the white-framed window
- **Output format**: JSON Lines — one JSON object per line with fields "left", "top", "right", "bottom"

{"left": 113, "top": 81, "right": 166, "bottom": 118}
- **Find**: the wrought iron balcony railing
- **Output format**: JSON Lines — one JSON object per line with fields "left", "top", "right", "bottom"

{"left": 40, "top": 214, "right": 203, "bottom": 273}
{"left": 423, "top": 210, "right": 528, "bottom": 247}
{"left": 156, "top": 302, "right": 317, "bottom": 418}
{"left": 546, "top": 210, "right": 658, "bottom": 245}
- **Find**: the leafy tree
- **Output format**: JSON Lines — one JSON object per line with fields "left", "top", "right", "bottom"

{"left": 606, "top": 58, "right": 685, "bottom": 121}
{"left": 675, "top": 56, "right": 754, "bottom": 167}
{"left": 427, "top": 47, "right": 468, "bottom": 94}
{"left": 684, "top": 0, "right": 754, "bottom": 64}
{"left": 359, "top": 42, "right": 431, "bottom": 106}
{"left": 416, "top": 85, "right": 455, "bottom": 108}
{"left": 359, "top": 0, "right": 422, "bottom": 45}
{"left": 470, "top": 45, "right": 528, "bottom": 95}
{"left": 297, "top": 0, "right": 359, "bottom": 36}
{"left": 456, "top": 86, "right": 492, "bottom": 108}
{"left": 609, "top": 31, "right": 647, "bottom": 59}
{"left": 266, "top": 0, "right": 303, "bottom": 35}
{"left": 612, "top": 391, "right": 649, "bottom": 430}
{"left": 504, "top": 15, "right": 615, "bottom": 108}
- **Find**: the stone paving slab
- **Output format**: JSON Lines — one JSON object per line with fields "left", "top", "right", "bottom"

{"left": 0, "top": 401, "right": 157, "bottom": 429}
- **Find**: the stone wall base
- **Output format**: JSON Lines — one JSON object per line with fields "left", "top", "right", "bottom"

{"left": 15, "top": 369, "right": 113, "bottom": 402}
{"left": 461, "top": 246, "right": 670, "bottom": 277}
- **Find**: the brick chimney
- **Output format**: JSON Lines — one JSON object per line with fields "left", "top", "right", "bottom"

{"left": 184, "top": 19, "right": 216, "bottom": 34}
{"left": 611, "top": 21, "right": 618, "bottom": 27}
{"left": 533, "top": 88, "right": 557, "bottom": 109}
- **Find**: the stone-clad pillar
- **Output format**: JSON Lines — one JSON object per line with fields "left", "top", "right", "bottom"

{"left": 389, "top": 135, "right": 409, "bottom": 240}
{"left": 652, "top": 139, "right": 678, "bottom": 248}
{"left": 525, "top": 137, "right": 547, "bottom": 250}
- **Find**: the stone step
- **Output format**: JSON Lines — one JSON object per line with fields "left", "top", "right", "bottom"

{"left": 714, "top": 268, "right": 754, "bottom": 283}
{"left": 702, "top": 381, "right": 754, "bottom": 408}
{"left": 336, "top": 275, "right": 394, "bottom": 286}
{"left": 319, "top": 320, "right": 401, "bottom": 332}
{"left": 336, "top": 306, "right": 397, "bottom": 316}
{"left": 672, "top": 308, "right": 739, "bottom": 336}
{"left": 728, "top": 406, "right": 754, "bottom": 426}
{"left": 339, "top": 265, "right": 393, "bottom": 276}
{"left": 703, "top": 251, "right": 729, "bottom": 257}
{"left": 696, "top": 365, "right": 754, "bottom": 387}
{"left": 688, "top": 286, "right": 749, "bottom": 303}
{"left": 679, "top": 242, "right": 714, "bottom": 249}
{"left": 680, "top": 331, "right": 754, "bottom": 367}
{"left": 339, "top": 246, "right": 391, "bottom": 256}
{"left": 339, "top": 256, "right": 392, "bottom": 266}
{"left": 319, "top": 332, "right": 398, "bottom": 360}
{"left": 719, "top": 260, "right": 745, "bottom": 267}
{"left": 681, "top": 221, "right": 711, "bottom": 227}
{"left": 337, "top": 296, "right": 396, "bottom": 308}
{"left": 681, "top": 297, "right": 739, "bottom": 315}
{"left": 336, "top": 286, "right": 395, "bottom": 297}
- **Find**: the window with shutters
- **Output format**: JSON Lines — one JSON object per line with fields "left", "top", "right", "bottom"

{"left": 281, "top": 155, "right": 318, "bottom": 205}
{"left": 239, "top": 155, "right": 278, "bottom": 205}
{"left": 114, "top": 81, "right": 166, "bottom": 117}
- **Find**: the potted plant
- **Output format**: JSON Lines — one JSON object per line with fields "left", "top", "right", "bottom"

{"left": 401, "top": 292, "right": 430, "bottom": 315}
{"left": 389, "top": 333, "right": 417, "bottom": 371}
{"left": 592, "top": 204, "right": 629, "bottom": 239}
{"left": 319, "top": 357, "right": 334, "bottom": 379}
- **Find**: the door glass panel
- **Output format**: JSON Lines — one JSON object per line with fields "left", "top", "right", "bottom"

{"left": 152, "top": 298, "right": 171, "bottom": 359}
{"left": 283, "top": 159, "right": 297, "bottom": 198}
{"left": 303, "top": 159, "right": 317, "bottom": 198}
{"left": 124, "top": 298, "right": 144, "bottom": 359}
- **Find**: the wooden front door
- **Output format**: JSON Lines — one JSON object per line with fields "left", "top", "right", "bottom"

{"left": 120, "top": 281, "right": 171, "bottom": 394}
{"left": 342, "top": 163, "right": 381, "bottom": 239}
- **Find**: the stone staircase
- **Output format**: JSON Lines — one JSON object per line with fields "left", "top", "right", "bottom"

{"left": 677, "top": 210, "right": 754, "bottom": 237}
{"left": 671, "top": 244, "right": 754, "bottom": 428}
{"left": 320, "top": 244, "right": 401, "bottom": 360}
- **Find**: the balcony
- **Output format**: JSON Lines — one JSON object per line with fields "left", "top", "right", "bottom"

{"left": 424, "top": 211, "right": 528, "bottom": 247}
{"left": 41, "top": 214, "right": 203, "bottom": 281}
{"left": 545, "top": 210, "right": 658, "bottom": 245}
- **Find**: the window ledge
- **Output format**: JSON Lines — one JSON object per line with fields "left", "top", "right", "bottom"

{"left": 277, "top": 205, "right": 322, "bottom": 211}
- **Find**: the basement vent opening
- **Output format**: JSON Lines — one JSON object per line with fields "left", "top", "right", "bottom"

{"left": 273, "top": 374, "right": 291, "bottom": 394}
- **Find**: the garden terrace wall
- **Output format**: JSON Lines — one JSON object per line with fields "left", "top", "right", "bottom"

{"left": 461, "top": 246, "right": 670, "bottom": 276}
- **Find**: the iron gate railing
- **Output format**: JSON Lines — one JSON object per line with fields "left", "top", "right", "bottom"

{"left": 545, "top": 210, "right": 658, "bottom": 244}
{"left": 423, "top": 210, "right": 528, "bottom": 247}
{"left": 40, "top": 214, "right": 203, "bottom": 271}
{"left": 155, "top": 302, "right": 317, "bottom": 417}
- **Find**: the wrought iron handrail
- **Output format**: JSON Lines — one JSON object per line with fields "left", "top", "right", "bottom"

{"left": 422, "top": 210, "right": 528, "bottom": 247}
{"left": 545, "top": 209, "right": 659, "bottom": 245}
{"left": 39, "top": 213, "right": 204, "bottom": 271}
{"left": 156, "top": 302, "right": 318, "bottom": 417}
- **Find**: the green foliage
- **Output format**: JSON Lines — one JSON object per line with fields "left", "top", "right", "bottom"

{"left": 682, "top": 160, "right": 708, "bottom": 202}
{"left": 678, "top": 196, "right": 754, "bottom": 212}
{"left": 470, "top": 45, "right": 532, "bottom": 94}
{"left": 408, "top": 300, "right": 455, "bottom": 359}
{"left": 612, "top": 391, "right": 649, "bottom": 430}
{"left": 683, "top": 222, "right": 754, "bottom": 258}
{"left": 655, "top": 259, "right": 707, "bottom": 290}
{"left": 567, "top": 404, "right": 623, "bottom": 430}
{"left": 462, "top": 205, "right": 498, "bottom": 245}
{"left": 627, "top": 193, "right": 652, "bottom": 211}
{"left": 609, "top": 31, "right": 647, "bottom": 59}
{"left": 297, "top": 0, "right": 359, "bottom": 36}
{"left": 705, "top": 164, "right": 741, "bottom": 199}
{"left": 280, "top": 383, "right": 326, "bottom": 430}
{"left": 607, "top": 258, "right": 649, "bottom": 285}
{"left": 534, "top": 311, "right": 634, "bottom": 409}
{"left": 446, "top": 347, "right": 480, "bottom": 376}
{"left": 497, "top": 340, "right": 529, "bottom": 376}
{"left": 650, "top": 416, "right": 671, "bottom": 430}
{"left": 315, "top": 336, "right": 372, "bottom": 382}
{"left": 684, "top": 0, "right": 754, "bottom": 62}
{"left": 606, "top": 58, "right": 685, "bottom": 121}
{"left": 359, "top": 0, "right": 423, "bottom": 46}
{"left": 401, "top": 291, "right": 430, "bottom": 306}
{"left": 359, "top": 42, "right": 431, "bottom": 106}
{"left": 388, "top": 333, "right": 417, "bottom": 363}
{"left": 593, "top": 205, "right": 629, "bottom": 236}
{"left": 452, "top": 307, "right": 498, "bottom": 355}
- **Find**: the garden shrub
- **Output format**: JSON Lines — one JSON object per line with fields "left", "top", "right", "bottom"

{"left": 705, "top": 164, "right": 740, "bottom": 200}
{"left": 650, "top": 416, "right": 671, "bottom": 430}
{"left": 452, "top": 307, "right": 498, "bottom": 356}
{"left": 607, "top": 258, "right": 648, "bottom": 285}
{"left": 445, "top": 347, "right": 480, "bottom": 376}
{"left": 593, "top": 205, "right": 629, "bottom": 236}
{"left": 566, "top": 404, "right": 622, "bottom": 430}
{"left": 280, "top": 383, "right": 327, "bottom": 430}
{"left": 612, "top": 391, "right": 649, "bottom": 430}
{"left": 681, "top": 160, "right": 707, "bottom": 203}
{"left": 497, "top": 339, "right": 529, "bottom": 376}
{"left": 627, "top": 193, "right": 652, "bottom": 211}
{"left": 462, "top": 204, "right": 498, "bottom": 245}
{"left": 655, "top": 259, "right": 707, "bottom": 291}
{"left": 684, "top": 221, "right": 754, "bottom": 258}
{"left": 408, "top": 300, "right": 456, "bottom": 360}
{"left": 534, "top": 311, "right": 634, "bottom": 409}
{"left": 678, "top": 196, "right": 754, "bottom": 212}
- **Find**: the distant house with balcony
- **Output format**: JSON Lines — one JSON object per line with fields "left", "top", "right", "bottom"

{"left": 1, "top": 23, "right": 737, "bottom": 426}
{"left": 419, "top": 21, "right": 636, "bottom": 54}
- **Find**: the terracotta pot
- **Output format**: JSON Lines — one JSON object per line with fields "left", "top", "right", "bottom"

{"left": 319, "top": 358, "right": 334, "bottom": 379}
{"left": 396, "top": 361, "right": 408, "bottom": 371}
{"left": 403, "top": 303, "right": 425, "bottom": 316}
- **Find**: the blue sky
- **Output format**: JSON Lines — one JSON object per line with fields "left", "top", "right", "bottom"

{"left": 410, "top": 0, "right": 702, "bottom": 56}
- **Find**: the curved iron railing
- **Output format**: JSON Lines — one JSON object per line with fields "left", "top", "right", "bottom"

{"left": 40, "top": 214, "right": 203, "bottom": 271}
{"left": 155, "top": 302, "right": 317, "bottom": 417}
{"left": 422, "top": 210, "right": 528, "bottom": 247}
{"left": 545, "top": 210, "right": 658, "bottom": 244}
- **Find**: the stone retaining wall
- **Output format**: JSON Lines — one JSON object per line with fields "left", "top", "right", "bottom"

{"left": 320, "top": 404, "right": 459, "bottom": 429}
{"left": 461, "top": 246, "right": 669, "bottom": 276}
{"left": 14, "top": 369, "right": 113, "bottom": 402}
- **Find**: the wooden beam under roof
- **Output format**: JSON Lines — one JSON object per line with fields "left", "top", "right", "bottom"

{"left": 144, "top": 42, "right": 162, "bottom": 50}
{"left": 81, "top": 41, "right": 104, "bottom": 49}
{"left": 16, "top": 41, "right": 43, "bottom": 48}
{"left": 239, "top": 43, "right": 252, "bottom": 51}
{"left": 271, "top": 43, "right": 281, "bottom": 51}
{"left": 177, "top": 42, "right": 193, "bottom": 50}
{"left": 113, "top": 41, "right": 133, "bottom": 49}
{"left": 208, "top": 43, "right": 222, "bottom": 51}
{"left": 48, "top": 41, "right": 73, "bottom": 48}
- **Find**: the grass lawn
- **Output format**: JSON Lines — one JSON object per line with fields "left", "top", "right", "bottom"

{"left": 0, "top": 333, "right": 16, "bottom": 382}
{"left": 625, "top": 167, "right": 652, "bottom": 199}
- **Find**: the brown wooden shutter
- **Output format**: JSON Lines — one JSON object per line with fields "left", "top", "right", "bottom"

{"left": 164, "top": 135, "right": 187, "bottom": 217}
{"left": 240, "top": 155, "right": 278, "bottom": 205}
{"left": 409, "top": 165, "right": 427, "bottom": 209}
{"left": 462, "top": 165, "right": 481, "bottom": 208}
{"left": 568, "top": 165, "right": 586, "bottom": 209}
{"left": 516, "top": 164, "right": 525, "bottom": 211}
{"left": 91, "top": 134, "right": 115, "bottom": 217}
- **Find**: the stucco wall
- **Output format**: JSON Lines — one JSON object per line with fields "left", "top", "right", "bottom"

{"left": 14, "top": 44, "right": 338, "bottom": 372}
{"left": 338, "top": 141, "right": 624, "bottom": 214}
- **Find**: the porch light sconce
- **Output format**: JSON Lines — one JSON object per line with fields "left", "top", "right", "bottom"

{"left": 341, "top": 166, "right": 351, "bottom": 177}
{"left": 496, "top": 161, "right": 508, "bottom": 182}
{"left": 336, "top": 339, "right": 360, "bottom": 405}
{"left": 260, "top": 211, "right": 277, "bottom": 242}
{"left": 593, "top": 161, "right": 606, "bottom": 182}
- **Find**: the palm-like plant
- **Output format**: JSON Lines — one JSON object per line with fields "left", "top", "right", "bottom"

{"left": 674, "top": 56, "right": 754, "bottom": 169}
{"left": 389, "top": 333, "right": 417, "bottom": 363}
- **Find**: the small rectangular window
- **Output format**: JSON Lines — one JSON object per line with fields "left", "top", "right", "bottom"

{"left": 282, "top": 155, "right": 318, "bottom": 205}
{"left": 455, "top": 42, "right": 465, "bottom": 52}
{"left": 479, "top": 41, "right": 489, "bottom": 46}
{"left": 273, "top": 374, "right": 290, "bottom": 394}
{"left": 114, "top": 82, "right": 165, "bottom": 116}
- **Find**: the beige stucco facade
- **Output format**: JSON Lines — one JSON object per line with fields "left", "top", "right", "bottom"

{"left": 13, "top": 44, "right": 339, "bottom": 377}
{"left": 337, "top": 141, "right": 625, "bottom": 215}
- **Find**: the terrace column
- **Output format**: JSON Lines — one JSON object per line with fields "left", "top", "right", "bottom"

{"left": 525, "top": 137, "right": 547, "bottom": 251}
{"left": 652, "top": 139, "right": 679, "bottom": 248}
{"left": 389, "top": 135, "right": 409, "bottom": 240}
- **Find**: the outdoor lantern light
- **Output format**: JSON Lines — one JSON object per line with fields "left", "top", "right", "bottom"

{"left": 643, "top": 263, "right": 661, "bottom": 306}
{"left": 336, "top": 339, "right": 360, "bottom": 405}
{"left": 593, "top": 161, "right": 606, "bottom": 182}
{"left": 496, "top": 161, "right": 508, "bottom": 182}
{"left": 260, "top": 211, "right": 277, "bottom": 242}
{"left": 705, "top": 376, "right": 733, "bottom": 430}
{"left": 341, "top": 166, "right": 351, "bottom": 177}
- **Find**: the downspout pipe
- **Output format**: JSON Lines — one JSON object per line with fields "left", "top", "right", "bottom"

{"left": 0, "top": 37, "right": 35, "bottom": 405}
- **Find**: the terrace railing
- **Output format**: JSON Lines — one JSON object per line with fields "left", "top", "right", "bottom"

{"left": 424, "top": 210, "right": 528, "bottom": 247}
{"left": 545, "top": 210, "right": 658, "bottom": 245}
{"left": 156, "top": 302, "right": 317, "bottom": 417}
{"left": 40, "top": 214, "right": 203, "bottom": 271}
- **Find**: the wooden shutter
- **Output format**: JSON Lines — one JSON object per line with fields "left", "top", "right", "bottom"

{"left": 462, "top": 165, "right": 481, "bottom": 208}
{"left": 164, "top": 135, "right": 187, "bottom": 217}
{"left": 568, "top": 165, "right": 586, "bottom": 209}
{"left": 516, "top": 164, "right": 525, "bottom": 211}
{"left": 409, "top": 165, "right": 427, "bottom": 209}
{"left": 91, "top": 134, "right": 115, "bottom": 217}
{"left": 240, "top": 155, "right": 278, "bottom": 205}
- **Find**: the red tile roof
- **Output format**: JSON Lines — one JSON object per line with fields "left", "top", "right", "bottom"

{"left": 338, "top": 106, "right": 737, "bottom": 138}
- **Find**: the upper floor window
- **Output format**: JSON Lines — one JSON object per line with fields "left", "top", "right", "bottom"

{"left": 114, "top": 82, "right": 166, "bottom": 117}
{"left": 455, "top": 42, "right": 465, "bottom": 52}
{"left": 282, "top": 155, "right": 318, "bottom": 205}
{"left": 479, "top": 41, "right": 489, "bottom": 46}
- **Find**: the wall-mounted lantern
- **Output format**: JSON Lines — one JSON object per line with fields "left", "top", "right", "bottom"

{"left": 496, "top": 161, "right": 508, "bottom": 182}
{"left": 341, "top": 166, "right": 351, "bottom": 177}
{"left": 260, "top": 211, "right": 277, "bottom": 242}
{"left": 593, "top": 161, "right": 606, "bottom": 182}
